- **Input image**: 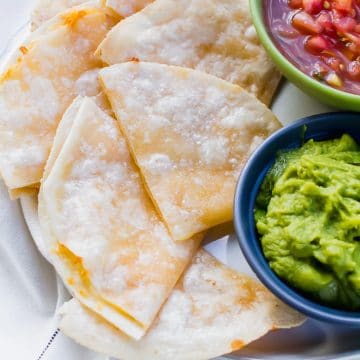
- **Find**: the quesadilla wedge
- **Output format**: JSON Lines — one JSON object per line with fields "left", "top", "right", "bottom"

{"left": 59, "top": 250, "right": 305, "bottom": 360}
{"left": 97, "top": 0, "right": 281, "bottom": 105}
{"left": 39, "top": 97, "right": 201, "bottom": 339}
{"left": 100, "top": 62, "right": 281, "bottom": 241}
{"left": 7, "top": 68, "right": 109, "bottom": 200}
{"left": 0, "top": 2, "right": 117, "bottom": 192}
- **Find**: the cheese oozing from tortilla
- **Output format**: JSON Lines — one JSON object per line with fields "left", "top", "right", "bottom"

{"left": 39, "top": 97, "right": 201, "bottom": 339}
{"left": 97, "top": 0, "right": 281, "bottom": 105}
{"left": 100, "top": 62, "right": 281, "bottom": 241}
{"left": 59, "top": 250, "right": 305, "bottom": 360}
{"left": 0, "top": 3, "right": 117, "bottom": 191}
{"left": 8, "top": 185, "right": 39, "bottom": 200}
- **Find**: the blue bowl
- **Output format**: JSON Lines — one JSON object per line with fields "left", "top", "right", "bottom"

{"left": 234, "top": 112, "right": 360, "bottom": 325}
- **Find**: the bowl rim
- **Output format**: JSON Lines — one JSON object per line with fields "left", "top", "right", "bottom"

{"left": 249, "top": 0, "right": 360, "bottom": 105}
{"left": 234, "top": 111, "right": 360, "bottom": 325}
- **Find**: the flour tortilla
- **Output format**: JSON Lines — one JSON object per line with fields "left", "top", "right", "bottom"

{"left": 97, "top": 0, "right": 281, "bottom": 105}
{"left": 106, "top": 0, "right": 154, "bottom": 16}
{"left": 7, "top": 69, "right": 110, "bottom": 200}
{"left": 41, "top": 96, "right": 84, "bottom": 181}
{"left": 0, "top": 3, "right": 117, "bottom": 192}
{"left": 31, "top": 0, "right": 90, "bottom": 29}
{"left": 39, "top": 97, "right": 201, "bottom": 339}
{"left": 42, "top": 80, "right": 113, "bottom": 183}
{"left": 100, "top": 62, "right": 281, "bottom": 241}
{"left": 59, "top": 250, "right": 305, "bottom": 360}
{"left": 32, "top": 0, "right": 153, "bottom": 29}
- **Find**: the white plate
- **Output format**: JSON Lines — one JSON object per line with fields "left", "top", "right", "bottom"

{"left": 1, "top": 0, "right": 360, "bottom": 358}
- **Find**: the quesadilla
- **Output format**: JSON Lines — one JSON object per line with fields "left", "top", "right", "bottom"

{"left": 39, "top": 97, "right": 201, "bottom": 339}
{"left": 59, "top": 250, "right": 305, "bottom": 360}
{"left": 97, "top": 0, "right": 281, "bottom": 105}
{"left": 0, "top": 3, "right": 117, "bottom": 192}
{"left": 100, "top": 62, "right": 281, "bottom": 241}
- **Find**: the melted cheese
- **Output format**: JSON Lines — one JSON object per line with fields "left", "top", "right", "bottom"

{"left": 100, "top": 62, "right": 281, "bottom": 241}
{"left": 8, "top": 185, "right": 39, "bottom": 200}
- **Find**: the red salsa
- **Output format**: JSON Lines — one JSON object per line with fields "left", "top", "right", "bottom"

{"left": 265, "top": 0, "right": 360, "bottom": 95}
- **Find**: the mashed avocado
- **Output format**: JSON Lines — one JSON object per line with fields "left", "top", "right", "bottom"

{"left": 255, "top": 134, "right": 360, "bottom": 310}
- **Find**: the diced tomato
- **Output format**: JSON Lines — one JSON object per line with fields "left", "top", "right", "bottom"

{"left": 288, "top": 0, "right": 303, "bottom": 8}
{"left": 306, "top": 35, "right": 331, "bottom": 52}
{"left": 303, "top": 0, "right": 324, "bottom": 14}
{"left": 342, "top": 46, "right": 357, "bottom": 60}
{"left": 292, "top": 10, "right": 323, "bottom": 33}
{"left": 355, "top": 24, "right": 360, "bottom": 32}
{"left": 332, "top": 0, "right": 354, "bottom": 14}
{"left": 348, "top": 43, "right": 360, "bottom": 56}
{"left": 344, "top": 32, "right": 360, "bottom": 49}
{"left": 347, "top": 60, "right": 360, "bottom": 77}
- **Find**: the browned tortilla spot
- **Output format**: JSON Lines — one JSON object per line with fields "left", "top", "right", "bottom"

{"left": 231, "top": 339, "right": 245, "bottom": 351}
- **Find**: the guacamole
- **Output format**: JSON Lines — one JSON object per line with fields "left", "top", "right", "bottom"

{"left": 255, "top": 134, "right": 360, "bottom": 310}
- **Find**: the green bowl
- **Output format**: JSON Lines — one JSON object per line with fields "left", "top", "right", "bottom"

{"left": 250, "top": 0, "right": 360, "bottom": 111}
